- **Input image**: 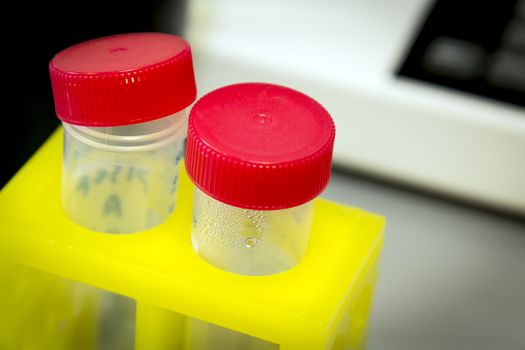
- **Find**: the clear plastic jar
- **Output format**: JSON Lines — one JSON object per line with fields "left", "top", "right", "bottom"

{"left": 186, "top": 83, "right": 335, "bottom": 275}
{"left": 185, "top": 83, "right": 335, "bottom": 349}
{"left": 49, "top": 33, "right": 196, "bottom": 233}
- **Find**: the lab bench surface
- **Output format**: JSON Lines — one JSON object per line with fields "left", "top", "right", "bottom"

{"left": 322, "top": 171, "right": 525, "bottom": 350}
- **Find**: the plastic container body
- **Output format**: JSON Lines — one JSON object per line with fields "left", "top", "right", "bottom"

{"left": 61, "top": 111, "right": 187, "bottom": 233}
{"left": 185, "top": 83, "right": 336, "bottom": 349}
{"left": 49, "top": 32, "right": 196, "bottom": 233}
{"left": 191, "top": 188, "right": 314, "bottom": 275}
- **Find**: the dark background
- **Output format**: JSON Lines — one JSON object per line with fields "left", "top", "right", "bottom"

{"left": 3, "top": 0, "right": 186, "bottom": 188}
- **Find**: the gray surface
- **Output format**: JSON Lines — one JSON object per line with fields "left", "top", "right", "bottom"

{"left": 322, "top": 171, "right": 525, "bottom": 350}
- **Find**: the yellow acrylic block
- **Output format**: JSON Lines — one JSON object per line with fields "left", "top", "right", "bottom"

{"left": 0, "top": 129, "right": 385, "bottom": 350}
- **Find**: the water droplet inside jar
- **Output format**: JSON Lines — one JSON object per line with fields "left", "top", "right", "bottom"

{"left": 245, "top": 237, "right": 258, "bottom": 248}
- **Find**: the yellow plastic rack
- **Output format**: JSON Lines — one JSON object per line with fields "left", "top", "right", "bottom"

{"left": 0, "top": 129, "right": 385, "bottom": 350}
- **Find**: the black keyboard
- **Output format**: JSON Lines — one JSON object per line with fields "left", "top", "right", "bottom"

{"left": 398, "top": 0, "right": 525, "bottom": 108}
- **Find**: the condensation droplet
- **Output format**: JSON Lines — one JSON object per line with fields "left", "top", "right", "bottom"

{"left": 245, "top": 237, "right": 258, "bottom": 248}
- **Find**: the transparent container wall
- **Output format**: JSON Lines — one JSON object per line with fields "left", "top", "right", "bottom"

{"left": 0, "top": 260, "right": 135, "bottom": 350}
{"left": 61, "top": 111, "right": 187, "bottom": 233}
{"left": 189, "top": 189, "right": 313, "bottom": 349}
{"left": 185, "top": 318, "right": 279, "bottom": 350}
{"left": 134, "top": 304, "right": 279, "bottom": 350}
{"left": 191, "top": 188, "right": 314, "bottom": 276}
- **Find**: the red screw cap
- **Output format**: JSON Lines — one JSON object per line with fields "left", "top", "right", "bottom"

{"left": 185, "top": 83, "right": 336, "bottom": 210}
{"left": 49, "top": 32, "right": 196, "bottom": 126}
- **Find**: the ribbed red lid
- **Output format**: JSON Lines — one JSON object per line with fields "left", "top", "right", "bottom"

{"left": 49, "top": 32, "right": 196, "bottom": 126}
{"left": 185, "top": 83, "right": 335, "bottom": 210}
